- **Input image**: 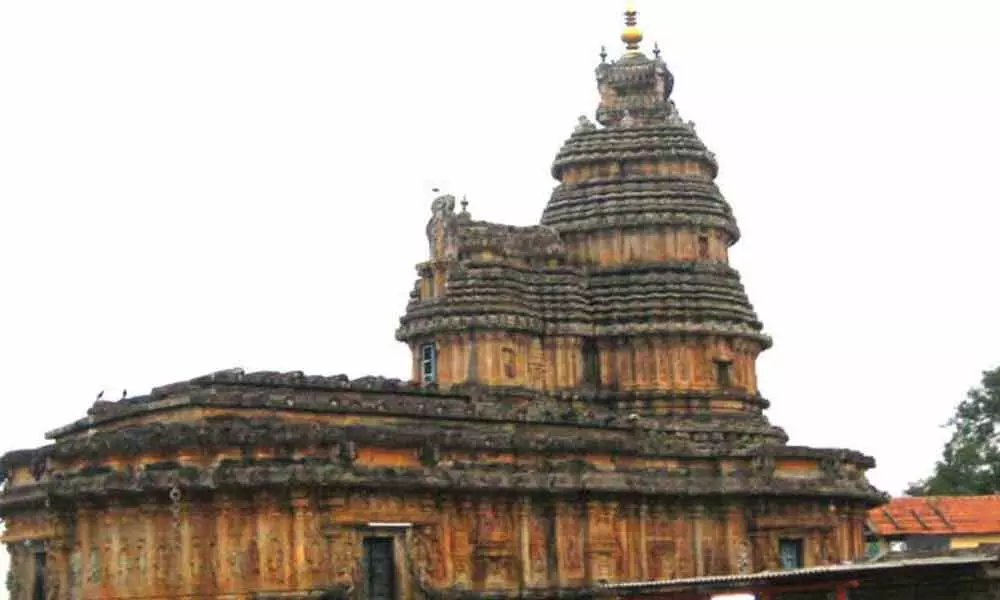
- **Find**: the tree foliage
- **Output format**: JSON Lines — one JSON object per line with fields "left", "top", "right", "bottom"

{"left": 906, "top": 365, "right": 1000, "bottom": 496}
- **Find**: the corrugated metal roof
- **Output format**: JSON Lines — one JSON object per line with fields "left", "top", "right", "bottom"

{"left": 601, "top": 554, "right": 998, "bottom": 591}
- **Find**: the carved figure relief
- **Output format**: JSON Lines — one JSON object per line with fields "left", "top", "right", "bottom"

{"left": 134, "top": 530, "right": 147, "bottom": 579}
{"left": 450, "top": 503, "right": 473, "bottom": 583}
{"left": 115, "top": 546, "right": 129, "bottom": 587}
{"left": 188, "top": 527, "right": 203, "bottom": 588}
{"left": 203, "top": 539, "right": 219, "bottom": 591}
{"left": 752, "top": 455, "right": 776, "bottom": 477}
{"left": 478, "top": 500, "right": 503, "bottom": 540}
{"left": 648, "top": 540, "right": 675, "bottom": 581}
{"left": 154, "top": 536, "right": 171, "bottom": 586}
{"left": 246, "top": 538, "right": 261, "bottom": 579}
{"left": 562, "top": 507, "right": 584, "bottom": 576}
{"left": 528, "top": 512, "right": 548, "bottom": 579}
{"left": 613, "top": 516, "right": 628, "bottom": 580}
{"left": 736, "top": 540, "right": 752, "bottom": 574}
{"left": 228, "top": 546, "right": 246, "bottom": 584}
{"left": 325, "top": 527, "right": 356, "bottom": 582}
{"left": 501, "top": 348, "right": 516, "bottom": 380}
{"left": 301, "top": 509, "right": 323, "bottom": 579}
{"left": 528, "top": 339, "right": 545, "bottom": 388}
{"left": 820, "top": 457, "right": 842, "bottom": 479}
{"left": 414, "top": 525, "right": 444, "bottom": 583}
{"left": 87, "top": 547, "right": 101, "bottom": 586}
{"left": 68, "top": 550, "right": 82, "bottom": 600}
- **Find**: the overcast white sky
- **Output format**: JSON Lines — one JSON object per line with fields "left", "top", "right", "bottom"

{"left": 1, "top": 0, "right": 998, "bottom": 593}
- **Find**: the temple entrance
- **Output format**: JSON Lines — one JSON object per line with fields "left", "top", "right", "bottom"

{"left": 362, "top": 537, "right": 397, "bottom": 600}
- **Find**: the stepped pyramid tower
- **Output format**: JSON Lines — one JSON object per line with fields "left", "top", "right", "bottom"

{"left": 0, "top": 6, "right": 885, "bottom": 600}
{"left": 399, "top": 10, "right": 769, "bottom": 412}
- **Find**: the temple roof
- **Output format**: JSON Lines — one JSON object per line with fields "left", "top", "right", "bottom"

{"left": 0, "top": 368, "right": 885, "bottom": 508}
{"left": 401, "top": 7, "right": 766, "bottom": 345}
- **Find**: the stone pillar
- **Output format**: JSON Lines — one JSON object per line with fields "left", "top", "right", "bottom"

{"left": 637, "top": 500, "right": 649, "bottom": 581}
{"left": 518, "top": 496, "right": 531, "bottom": 589}
{"left": 690, "top": 504, "right": 705, "bottom": 577}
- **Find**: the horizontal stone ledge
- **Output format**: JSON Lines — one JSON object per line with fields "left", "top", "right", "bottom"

{"left": 32, "top": 383, "right": 787, "bottom": 444}
{"left": 0, "top": 465, "right": 886, "bottom": 509}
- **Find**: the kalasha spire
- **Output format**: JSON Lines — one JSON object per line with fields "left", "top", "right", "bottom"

{"left": 585, "top": 2, "right": 675, "bottom": 127}
{"left": 621, "top": 2, "right": 643, "bottom": 53}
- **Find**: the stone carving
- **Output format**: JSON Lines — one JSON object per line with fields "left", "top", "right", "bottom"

{"left": 415, "top": 524, "right": 445, "bottom": 583}
{"left": 751, "top": 454, "right": 776, "bottom": 477}
{"left": 68, "top": 550, "right": 82, "bottom": 600}
{"left": 265, "top": 531, "right": 285, "bottom": 585}
{"left": 87, "top": 547, "right": 101, "bottom": 585}
{"left": 562, "top": 507, "right": 584, "bottom": 576}
{"left": 736, "top": 539, "right": 752, "bottom": 574}
{"left": 528, "top": 510, "right": 548, "bottom": 579}
{"left": 451, "top": 501, "right": 473, "bottom": 584}
{"left": 574, "top": 115, "right": 596, "bottom": 133}
{"left": 430, "top": 194, "right": 456, "bottom": 218}
{"left": 325, "top": 527, "right": 355, "bottom": 583}
{"left": 820, "top": 456, "right": 843, "bottom": 479}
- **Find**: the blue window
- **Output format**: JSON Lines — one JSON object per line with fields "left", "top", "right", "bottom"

{"left": 420, "top": 343, "right": 436, "bottom": 384}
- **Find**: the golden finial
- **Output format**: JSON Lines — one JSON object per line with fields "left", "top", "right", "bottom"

{"left": 621, "top": 2, "right": 643, "bottom": 53}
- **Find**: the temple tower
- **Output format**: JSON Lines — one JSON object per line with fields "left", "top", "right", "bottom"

{"left": 541, "top": 6, "right": 767, "bottom": 411}
{"left": 399, "top": 6, "right": 768, "bottom": 417}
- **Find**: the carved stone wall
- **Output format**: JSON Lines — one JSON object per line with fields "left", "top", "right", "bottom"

{"left": 3, "top": 491, "right": 871, "bottom": 600}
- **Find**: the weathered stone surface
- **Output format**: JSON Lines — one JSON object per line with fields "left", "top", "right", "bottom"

{"left": 0, "top": 13, "right": 886, "bottom": 600}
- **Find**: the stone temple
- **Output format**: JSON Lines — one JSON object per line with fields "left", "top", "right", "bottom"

{"left": 0, "top": 7, "right": 885, "bottom": 600}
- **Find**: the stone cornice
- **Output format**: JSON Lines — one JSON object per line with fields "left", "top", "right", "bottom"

{"left": 37, "top": 372, "right": 794, "bottom": 442}
{"left": 550, "top": 125, "right": 719, "bottom": 180}
{"left": 37, "top": 370, "right": 780, "bottom": 439}
{"left": 0, "top": 459, "right": 887, "bottom": 512}
{"left": 5, "top": 415, "right": 800, "bottom": 464}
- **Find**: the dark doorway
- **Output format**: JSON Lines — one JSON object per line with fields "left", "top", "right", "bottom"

{"left": 363, "top": 537, "right": 396, "bottom": 600}
{"left": 778, "top": 538, "right": 804, "bottom": 570}
{"left": 32, "top": 549, "right": 46, "bottom": 600}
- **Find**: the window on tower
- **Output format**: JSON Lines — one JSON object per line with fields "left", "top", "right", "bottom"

{"left": 420, "top": 343, "right": 437, "bottom": 384}
{"left": 715, "top": 359, "right": 733, "bottom": 388}
{"left": 582, "top": 338, "right": 601, "bottom": 387}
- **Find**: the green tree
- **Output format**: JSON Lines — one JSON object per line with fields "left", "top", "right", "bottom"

{"left": 906, "top": 365, "right": 1000, "bottom": 496}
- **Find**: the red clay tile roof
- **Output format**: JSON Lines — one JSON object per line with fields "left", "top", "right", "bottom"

{"left": 869, "top": 496, "right": 1000, "bottom": 536}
